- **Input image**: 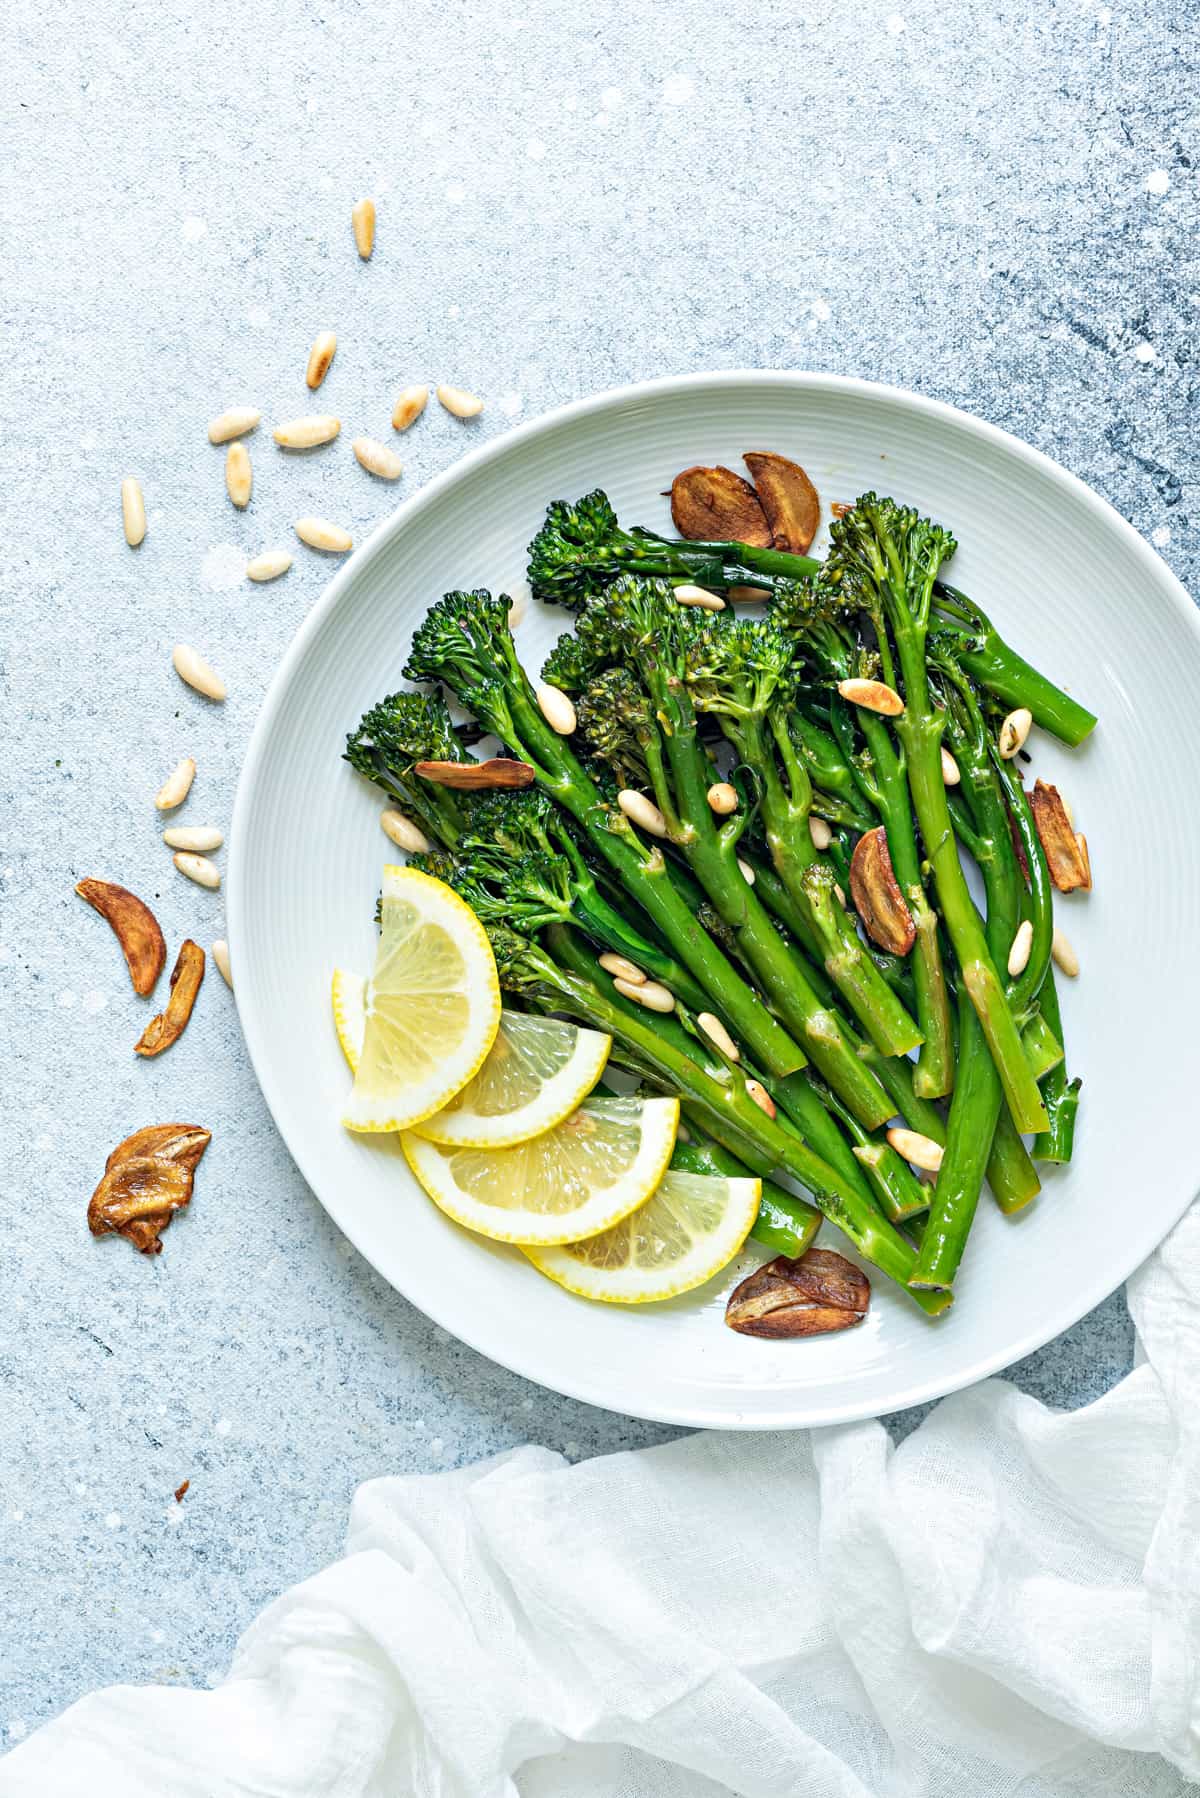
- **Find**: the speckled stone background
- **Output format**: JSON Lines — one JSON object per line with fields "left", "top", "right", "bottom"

{"left": 1, "top": 0, "right": 1193, "bottom": 1750}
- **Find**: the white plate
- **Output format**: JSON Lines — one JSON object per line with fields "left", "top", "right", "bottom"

{"left": 229, "top": 372, "right": 1200, "bottom": 1429}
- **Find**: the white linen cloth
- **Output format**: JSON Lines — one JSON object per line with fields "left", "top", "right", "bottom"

{"left": 5, "top": 1205, "right": 1200, "bottom": 1797}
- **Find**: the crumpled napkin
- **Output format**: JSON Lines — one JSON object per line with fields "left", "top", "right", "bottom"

{"left": 4, "top": 1204, "right": 1198, "bottom": 1798}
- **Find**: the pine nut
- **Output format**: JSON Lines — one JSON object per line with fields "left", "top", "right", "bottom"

{"left": 698, "top": 1012, "right": 740, "bottom": 1061}
{"left": 737, "top": 858, "right": 756, "bottom": 885}
{"left": 808, "top": 815, "right": 832, "bottom": 850}
{"left": 537, "top": 683, "right": 577, "bottom": 735}
{"left": 437, "top": 384, "right": 484, "bottom": 419}
{"left": 295, "top": 517, "right": 352, "bottom": 552}
{"left": 163, "top": 825, "right": 223, "bottom": 852}
{"left": 675, "top": 584, "right": 726, "bottom": 611}
{"left": 835, "top": 883, "right": 847, "bottom": 907}
{"left": 173, "top": 644, "right": 226, "bottom": 701}
{"left": 121, "top": 477, "right": 146, "bottom": 546}
{"left": 598, "top": 953, "right": 645, "bottom": 984}
{"left": 246, "top": 549, "right": 293, "bottom": 582}
{"left": 617, "top": 789, "right": 668, "bottom": 837}
{"left": 392, "top": 385, "right": 429, "bottom": 431}
{"left": 380, "top": 808, "right": 431, "bottom": 853}
{"left": 225, "top": 440, "right": 252, "bottom": 508}
{"left": 273, "top": 415, "right": 341, "bottom": 449}
{"left": 212, "top": 939, "right": 233, "bottom": 987}
{"left": 507, "top": 590, "right": 528, "bottom": 629}
{"left": 1007, "top": 917, "right": 1033, "bottom": 977}
{"left": 746, "top": 1079, "right": 776, "bottom": 1119}
{"left": 1051, "top": 924, "right": 1080, "bottom": 978}
{"left": 707, "top": 782, "right": 738, "bottom": 815}
{"left": 838, "top": 677, "right": 904, "bottom": 716}
{"left": 1062, "top": 795, "right": 1075, "bottom": 827}
{"left": 352, "top": 196, "right": 376, "bottom": 259}
{"left": 613, "top": 977, "right": 675, "bottom": 1013}
{"left": 352, "top": 437, "right": 403, "bottom": 480}
{"left": 155, "top": 756, "right": 196, "bottom": 811}
{"left": 208, "top": 407, "right": 261, "bottom": 444}
{"left": 886, "top": 1127, "right": 944, "bottom": 1173}
{"left": 306, "top": 331, "right": 337, "bottom": 390}
{"left": 174, "top": 852, "right": 221, "bottom": 890}
{"left": 941, "top": 747, "right": 961, "bottom": 786}
{"left": 998, "top": 707, "right": 1033, "bottom": 759}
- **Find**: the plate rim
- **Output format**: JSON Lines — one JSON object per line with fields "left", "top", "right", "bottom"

{"left": 229, "top": 369, "right": 1200, "bottom": 1428}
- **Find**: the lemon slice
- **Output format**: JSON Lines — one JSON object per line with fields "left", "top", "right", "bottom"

{"left": 400, "top": 1095, "right": 679, "bottom": 1245}
{"left": 340, "top": 866, "right": 501, "bottom": 1134}
{"left": 525, "top": 1169, "right": 761, "bottom": 1303}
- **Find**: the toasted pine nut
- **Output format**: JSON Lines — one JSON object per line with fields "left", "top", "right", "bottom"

{"left": 537, "top": 683, "right": 577, "bottom": 735}
{"left": 698, "top": 1012, "right": 740, "bottom": 1062}
{"left": 614, "top": 976, "right": 676, "bottom": 1013}
{"left": 706, "top": 782, "right": 738, "bottom": 815}
{"left": 674, "top": 584, "right": 726, "bottom": 611}
{"left": 273, "top": 415, "right": 341, "bottom": 449}
{"left": 121, "top": 478, "right": 146, "bottom": 546}
{"left": 437, "top": 383, "right": 484, "bottom": 419}
{"left": 352, "top": 196, "right": 376, "bottom": 259}
{"left": 998, "top": 707, "right": 1033, "bottom": 759}
{"left": 306, "top": 331, "right": 337, "bottom": 390}
{"left": 808, "top": 815, "right": 832, "bottom": 850}
{"left": 163, "top": 825, "right": 224, "bottom": 852}
{"left": 598, "top": 953, "right": 645, "bottom": 984}
{"left": 246, "top": 549, "right": 293, "bottom": 582}
{"left": 1007, "top": 917, "right": 1033, "bottom": 977}
{"left": 887, "top": 1126, "right": 944, "bottom": 1173}
{"left": 352, "top": 437, "right": 403, "bottom": 480}
{"left": 837, "top": 677, "right": 904, "bottom": 716}
{"left": 746, "top": 1078, "right": 776, "bottom": 1119}
{"left": 941, "top": 747, "right": 961, "bottom": 786}
{"left": 392, "top": 385, "right": 429, "bottom": 431}
{"left": 1075, "top": 832, "right": 1092, "bottom": 889}
{"left": 225, "top": 440, "right": 252, "bottom": 508}
{"left": 834, "top": 883, "right": 847, "bottom": 908}
{"left": 1061, "top": 794, "right": 1076, "bottom": 827}
{"left": 155, "top": 756, "right": 196, "bottom": 811}
{"left": 173, "top": 644, "right": 226, "bottom": 701}
{"left": 617, "top": 789, "right": 668, "bottom": 837}
{"left": 380, "top": 809, "right": 431, "bottom": 853}
{"left": 1051, "top": 924, "right": 1080, "bottom": 978}
{"left": 507, "top": 590, "right": 528, "bottom": 629}
{"left": 174, "top": 852, "right": 221, "bottom": 890}
{"left": 208, "top": 407, "right": 261, "bottom": 444}
{"left": 295, "top": 517, "right": 352, "bottom": 552}
{"left": 212, "top": 939, "right": 233, "bottom": 987}
{"left": 737, "top": 858, "right": 756, "bottom": 886}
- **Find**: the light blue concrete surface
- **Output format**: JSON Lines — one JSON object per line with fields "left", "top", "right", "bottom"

{"left": 1, "top": 0, "right": 1194, "bottom": 1746}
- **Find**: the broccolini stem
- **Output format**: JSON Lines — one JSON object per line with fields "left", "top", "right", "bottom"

{"left": 1031, "top": 969, "right": 1081, "bottom": 1163}
{"left": 669, "top": 1133, "right": 822, "bottom": 1260}
{"left": 934, "top": 587, "right": 1097, "bottom": 747}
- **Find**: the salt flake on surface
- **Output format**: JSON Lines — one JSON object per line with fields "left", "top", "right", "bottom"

{"left": 1146, "top": 169, "right": 1170, "bottom": 196}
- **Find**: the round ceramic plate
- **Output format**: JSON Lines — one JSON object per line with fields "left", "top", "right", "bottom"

{"left": 229, "top": 372, "right": 1200, "bottom": 1429}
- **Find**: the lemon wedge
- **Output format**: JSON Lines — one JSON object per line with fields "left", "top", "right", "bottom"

{"left": 525, "top": 1168, "right": 760, "bottom": 1303}
{"left": 340, "top": 866, "right": 501, "bottom": 1134}
{"left": 400, "top": 1095, "right": 679, "bottom": 1245}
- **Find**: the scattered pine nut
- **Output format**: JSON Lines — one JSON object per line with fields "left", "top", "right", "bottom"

{"left": 737, "top": 857, "right": 756, "bottom": 886}
{"left": 674, "top": 584, "right": 726, "bottom": 611}
{"left": 173, "top": 644, "right": 226, "bottom": 701}
{"left": 998, "top": 707, "right": 1033, "bottom": 759}
{"left": 1061, "top": 794, "right": 1076, "bottom": 827}
{"left": 707, "top": 782, "right": 738, "bottom": 815}
{"left": 613, "top": 976, "right": 675, "bottom": 1013}
{"left": 746, "top": 1079, "right": 776, "bottom": 1119}
{"left": 598, "top": 953, "right": 645, "bottom": 984}
{"left": 617, "top": 789, "right": 668, "bottom": 837}
{"left": 1052, "top": 925, "right": 1080, "bottom": 978}
{"left": 941, "top": 747, "right": 961, "bottom": 786}
{"left": 295, "top": 517, "right": 352, "bottom": 553}
{"left": 121, "top": 478, "right": 146, "bottom": 547}
{"left": 1075, "top": 832, "right": 1092, "bottom": 889}
{"left": 246, "top": 549, "right": 293, "bottom": 582}
{"left": 808, "top": 815, "right": 832, "bottom": 850}
{"left": 306, "top": 331, "right": 337, "bottom": 390}
{"left": 1007, "top": 917, "right": 1033, "bottom": 977}
{"left": 392, "top": 385, "right": 429, "bottom": 432}
{"left": 273, "top": 415, "right": 341, "bottom": 449}
{"left": 886, "top": 1126, "right": 944, "bottom": 1173}
{"left": 208, "top": 407, "right": 261, "bottom": 444}
{"left": 212, "top": 939, "right": 233, "bottom": 987}
{"left": 225, "top": 440, "right": 252, "bottom": 508}
{"left": 352, "top": 197, "right": 376, "bottom": 259}
{"left": 162, "top": 825, "right": 223, "bottom": 852}
{"left": 436, "top": 384, "right": 484, "bottom": 419}
{"left": 536, "top": 683, "right": 577, "bottom": 735}
{"left": 173, "top": 852, "right": 220, "bottom": 890}
{"left": 698, "top": 1012, "right": 740, "bottom": 1062}
{"left": 507, "top": 590, "right": 528, "bottom": 629}
{"left": 155, "top": 757, "right": 196, "bottom": 811}
{"left": 837, "top": 677, "right": 904, "bottom": 716}
{"left": 834, "top": 883, "right": 847, "bottom": 908}
{"left": 352, "top": 437, "right": 403, "bottom": 480}
{"left": 380, "top": 808, "right": 431, "bottom": 853}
